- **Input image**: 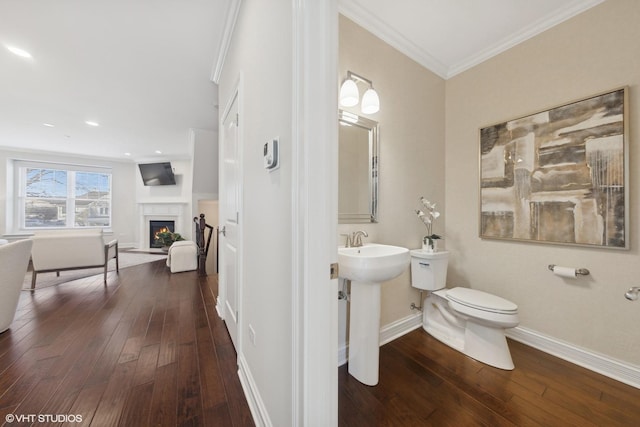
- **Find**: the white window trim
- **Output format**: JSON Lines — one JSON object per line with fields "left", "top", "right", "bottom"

{"left": 13, "top": 159, "right": 113, "bottom": 233}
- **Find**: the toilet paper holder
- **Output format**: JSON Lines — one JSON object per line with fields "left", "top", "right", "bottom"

{"left": 548, "top": 264, "right": 590, "bottom": 276}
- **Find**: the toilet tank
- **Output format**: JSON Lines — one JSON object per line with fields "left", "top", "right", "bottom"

{"left": 410, "top": 250, "right": 449, "bottom": 291}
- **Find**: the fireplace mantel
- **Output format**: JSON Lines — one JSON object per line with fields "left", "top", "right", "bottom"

{"left": 138, "top": 201, "right": 189, "bottom": 249}
{"left": 137, "top": 200, "right": 188, "bottom": 206}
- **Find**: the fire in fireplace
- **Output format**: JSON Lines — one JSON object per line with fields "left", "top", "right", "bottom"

{"left": 149, "top": 220, "right": 175, "bottom": 248}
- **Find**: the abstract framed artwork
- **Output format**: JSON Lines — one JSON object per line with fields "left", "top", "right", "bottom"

{"left": 479, "top": 87, "right": 628, "bottom": 249}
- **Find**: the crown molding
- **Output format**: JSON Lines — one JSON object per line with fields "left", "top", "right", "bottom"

{"left": 339, "top": 0, "right": 605, "bottom": 80}
{"left": 338, "top": 1, "right": 449, "bottom": 79}
{"left": 211, "top": 0, "right": 242, "bottom": 84}
{"left": 447, "top": 0, "right": 605, "bottom": 78}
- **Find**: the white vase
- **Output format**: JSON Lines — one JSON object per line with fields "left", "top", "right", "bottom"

{"left": 422, "top": 239, "right": 437, "bottom": 253}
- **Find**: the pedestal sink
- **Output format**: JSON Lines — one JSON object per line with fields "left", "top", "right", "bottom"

{"left": 338, "top": 243, "right": 410, "bottom": 385}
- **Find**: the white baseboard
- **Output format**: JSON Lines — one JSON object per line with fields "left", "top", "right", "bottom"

{"left": 507, "top": 326, "right": 640, "bottom": 389}
{"left": 380, "top": 312, "right": 423, "bottom": 346}
{"left": 338, "top": 312, "right": 423, "bottom": 367}
{"left": 338, "top": 345, "right": 348, "bottom": 367}
{"left": 215, "top": 297, "right": 223, "bottom": 319}
{"left": 237, "top": 354, "right": 273, "bottom": 427}
{"left": 337, "top": 314, "right": 640, "bottom": 390}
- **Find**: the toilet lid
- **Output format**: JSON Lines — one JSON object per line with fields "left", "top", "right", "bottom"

{"left": 446, "top": 287, "right": 518, "bottom": 314}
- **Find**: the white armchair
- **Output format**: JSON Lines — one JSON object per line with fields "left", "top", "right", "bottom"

{"left": 0, "top": 240, "right": 33, "bottom": 333}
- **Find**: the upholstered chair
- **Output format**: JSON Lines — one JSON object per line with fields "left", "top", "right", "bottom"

{"left": 166, "top": 240, "right": 198, "bottom": 273}
{"left": 0, "top": 240, "right": 33, "bottom": 333}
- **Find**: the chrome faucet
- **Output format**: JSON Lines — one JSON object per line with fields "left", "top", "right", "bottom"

{"left": 352, "top": 230, "right": 368, "bottom": 247}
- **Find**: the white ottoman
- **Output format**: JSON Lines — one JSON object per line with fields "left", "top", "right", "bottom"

{"left": 166, "top": 241, "right": 198, "bottom": 273}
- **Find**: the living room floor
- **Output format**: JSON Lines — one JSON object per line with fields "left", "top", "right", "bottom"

{"left": 0, "top": 260, "right": 253, "bottom": 426}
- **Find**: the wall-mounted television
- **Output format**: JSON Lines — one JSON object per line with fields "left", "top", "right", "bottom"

{"left": 138, "top": 162, "right": 177, "bottom": 186}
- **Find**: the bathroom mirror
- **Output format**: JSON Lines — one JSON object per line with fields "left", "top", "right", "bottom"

{"left": 338, "top": 110, "right": 378, "bottom": 223}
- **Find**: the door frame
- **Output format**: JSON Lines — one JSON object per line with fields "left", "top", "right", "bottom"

{"left": 291, "top": 1, "right": 338, "bottom": 425}
{"left": 217, "top": 75, "right": 244, "bottom": 356}
{"left": 214, "top": 1, "right": 338, "bottom": 423}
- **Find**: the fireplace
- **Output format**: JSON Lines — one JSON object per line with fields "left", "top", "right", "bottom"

{"left": 138, "top": 202, "right": 186, "bottom": 249}
{"left": 149, "top": 220, "right": 175, "bottom": 248}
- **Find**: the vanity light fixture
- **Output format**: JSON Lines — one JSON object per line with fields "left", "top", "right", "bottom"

{"left": 339, "top": 71, "right": 380, "bottom": 114}
{"left": 339, "top": 77, "right": 359, "bottom": 107}
{"left": 361, "top": 88, "right": 380, "bottom": 114}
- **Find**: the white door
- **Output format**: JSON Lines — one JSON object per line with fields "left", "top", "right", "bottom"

{"left": 219, "top": 93, "right": 240, "bottom": 350}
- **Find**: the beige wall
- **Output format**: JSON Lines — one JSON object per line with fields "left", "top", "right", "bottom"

{"left": 445, "top": 0, "right": 640, "bottom": 364}
{"left": 339, "top": 15, "right": 446, "bottom": 327}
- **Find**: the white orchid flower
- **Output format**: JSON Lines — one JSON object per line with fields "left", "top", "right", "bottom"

{"left": 416, "top": 196, "right": 442, "bottom": 244}
{"left": 420, "top": 197, "right": 434, "bottom": 209}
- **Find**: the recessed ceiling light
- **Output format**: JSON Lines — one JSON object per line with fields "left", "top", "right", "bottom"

{"left": 124, "top": 152, "right": 131, "bottom": 156}
{"left": 85, "top": 121, "right": 99, "bottom": 127}
{"left": 155, "top": 150, "right": 162, "bottom": 154}
{"left": 42, "top": 123, "right": 55, "bottom": 127}
{"left": 6, "top": 45, "right": 32, "bottom": 59}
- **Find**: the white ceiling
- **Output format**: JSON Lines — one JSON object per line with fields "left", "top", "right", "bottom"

{"left": 0, "top": 0, "right": 228, "bottom": 162}
{"left": 0, "top": 0, "right": 603, "bottom": 161}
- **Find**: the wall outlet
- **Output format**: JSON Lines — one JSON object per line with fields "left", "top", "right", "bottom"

{"left": 248, "top": 324, "right": 256, "bottom": 346}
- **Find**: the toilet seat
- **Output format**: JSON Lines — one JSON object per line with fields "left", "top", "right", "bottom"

{"left": 445, "top": 287, "right": 517, "bottom": 314}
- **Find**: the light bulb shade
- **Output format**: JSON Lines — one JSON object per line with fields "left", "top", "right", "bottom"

{"left": 339, "top": 79, "right": 359, "bottom": 107}
{"left": 361, "top": 88, "right": 380, "bottom": 114}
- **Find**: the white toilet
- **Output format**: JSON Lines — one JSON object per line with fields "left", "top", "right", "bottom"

{"left": 410, "top": 249, "right": 519, "bottom": 370}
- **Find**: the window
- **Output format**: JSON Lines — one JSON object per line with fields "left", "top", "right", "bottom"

{"left": 18, "top": 162, "right": 112, "bottom": 229}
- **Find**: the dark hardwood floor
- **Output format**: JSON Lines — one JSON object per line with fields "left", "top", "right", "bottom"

{"left": 0, "top": 259, "right": 253, "bottom": 426}
{"left": 4, "top": 259, "right": 640, "bottom": 426}
{"left": 339, "top": 329, "right": 640, "bottom": 426}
